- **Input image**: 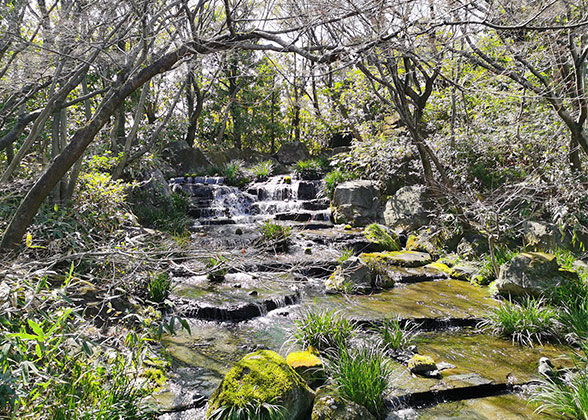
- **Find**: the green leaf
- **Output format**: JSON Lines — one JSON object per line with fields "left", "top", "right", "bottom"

{"left": 27, "top": 320, "right": 45, "bottom": 340}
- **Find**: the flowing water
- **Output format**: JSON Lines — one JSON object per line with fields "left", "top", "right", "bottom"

{"left": 156, "top": 175, "right": 567, "bottom": 420}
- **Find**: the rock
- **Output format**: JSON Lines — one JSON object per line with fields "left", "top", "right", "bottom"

{"left": 383, "top": 185, "right": 430, "bottom": 231}
{"left": 276, "top": 141, "right": 310, "bottom": 165}
{"left": 286, "top": 350, "right": 325, "bottom": 387}
{"left": 457, "top": 234, "right": 488, "bottom": 260}
{"left": 364, "top": 223, "right": 400, "bottom": 252}
{"left": 405, "top": 228, "right": 448, "bottom": 258}
{"left": 522, "top": 221, "right": 559, "bottom": 251}
{"left": 144, "top": 169, "right": 172, "bottom": 197}
{"left": 408, "top": 354, "right": 438, "bottom": 376}
{"left": 494, "top": 252, "right": 578, "bottom": 297}
{"left": 161, "top": 140, "right": 212, "bottom": 175}
{"left": 573, "top": 259, "right": 588, "bottom": 274}
{"left": 361, "top": 251, "right": 432, "bottom": 268}
{"left": 450, "top": 261, "right": 483, "bottom": 283}
{"left": 332, "top": 180, "right": 380, "bottom": 226}
{"left": 311, "top": 386, "right": 376, "bottom": 420}
{"left": 206, "top": 350, "right": 314, "bottom": 420}
{"left": 297, "top": 181, "right": 316, "bottom": 200}
{"left": 325, "top": 257, "right": 372, "bottom": 294}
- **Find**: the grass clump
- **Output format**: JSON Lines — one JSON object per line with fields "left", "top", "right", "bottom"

{"left": 209, "top": 402, "right": 285, "bottom": 420}
{"left": 293, "top": 157, "right": 330, "bottom": 179}
{"left": 292, "top": 309, "right": 355, "bottom": 353}
{"left": 327, "top": 343, "right": 392, "bottom": 418}
{"left": 258, "top": 221, "right": 292, "bottom": 252}
{"left": 531, "top": 341, "right": 588, "bottom": 419}
{"left": 248, "top": 160, "right": 274, "bottom": 181}
{"left": 337, "top": 248, "right": 354, "bottom": 264}
{"left": 147, "top": 272, "right": 172, "bottom": 303}
{"left": 324, "top": 168, "right": 356, "bottom": 199}
{"left": 374, "top": 318, "right": 419, "bottom": 351}
{"left": 480, "top": 297, "right": 558, "bottom": 345}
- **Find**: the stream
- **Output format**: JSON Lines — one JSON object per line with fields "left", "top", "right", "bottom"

{"left": 156, "top": 175, "right": 565, "bottom": 420}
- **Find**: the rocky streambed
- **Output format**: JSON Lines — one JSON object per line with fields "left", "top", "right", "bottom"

{"left": 154, "top": 175, "right": 567, "bottom": 420}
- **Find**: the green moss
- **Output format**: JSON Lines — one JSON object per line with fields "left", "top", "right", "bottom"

{"left": 364, "top": 223, "right": 400, "bottom": 251}
{"left": 427, "top": 261, "right": 452, "bottom": 275}
{"left": 360, "top": 251, "right": 432, "bottom": 268}
{"left": 207, "top": 350, "right": 311, "bottom": 417}
{"left": 408, "top": 354, "right": 437, "bottom": 373}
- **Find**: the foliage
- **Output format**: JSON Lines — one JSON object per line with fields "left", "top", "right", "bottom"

{"left": 0, "top": 267, "right": 158, "bottom": 419}
{"left": 293, "top": 157, "right": 330, "bottom": 178}
{"left": 531, "top": 342, "right": 588, "bottom": 419}
{"left": 326, "top": 342, "right": 392, "bottom": 418}
{"left": 209, "top": 402, "right": 286, "bottom": 420}
{"left": 480, "top": 297, "right": 558, "bottom": 345}
{"left": 324, "top": 168, "right": 357, "bottom": 199}
{"left": 292, "top": 309, "right": 356, "bottom": 353}
{"left": 248, "top": 160, "right": 274, "bottom": 181}
{"left": 206, "top": 255, "right": 228, "bottom": 282}
{"left": 147, "top": 272, "right": 172, "bottom": 304}
{"left": 373, "top": 318, "right": 419, "bottom": 351}
{"left": 257, "top": 221, "right": 292, "bottom": 252}
{"left": 337, "top": 248, "right": 354, "bottom": 264}
{"left": 132, "top": 190, "right": 190, "bottom": 236}
{"left": 222, "top": 160, "right": 250, "bottom": 186}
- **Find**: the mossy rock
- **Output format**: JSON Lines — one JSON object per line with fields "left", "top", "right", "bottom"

{"left": 311, "top": 386, "right": 376, "bottom": 420}
{"left": 449, "top": 261, "right": 483, "bottom": 283}
{"left": 427, "top": 261, "right": 452, "bottom": 276}
{"left": 408, "top": 354, "right": 437, "bottom": 375}
{"left": 286, "top": 350, "right": 325, "bottom": 388}
{"left": 325, "top": 257, "right": 372, "bottom": 294}
{"left": 364, "top": 223, "right": 400, "bottom": 252}
{"left": 360, "top": 251, "right": 432, "bottom": 268}
{"left": 206, "top": 350, "right": 314, "bottom": 420}
{"left": 405, "top": 228, "right": 448, "bottom": 257}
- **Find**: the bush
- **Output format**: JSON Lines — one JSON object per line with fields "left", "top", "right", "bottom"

{"left": 292, "top": 309, "right": 356, "bottom": 353}
{"left": 132, "top": 191, "right": 190, "bottom": 236}
{"left": 327, "top": 343, "right": 392, "bottom": 418}
{"left": 374, "top": 318, "right": 419, "bottom": 351}
{"left": 480, "top": 297, "right": 558, "bottom": 345}
{"left": 223, "top": 160, "right": 250, "bottom": 186}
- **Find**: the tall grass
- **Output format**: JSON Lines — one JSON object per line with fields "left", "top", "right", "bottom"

{"left": 532, "top": 341, "right": 588, "bottom": 419}
{"left": 327, "top": 343, "right": 392, "bottom": 418}
{"left": 292, "top": 309, "right": 355, "bottom": 353}
{"left": 147, "top": 272, "right": 172, "bottom": 303}
{"left": 374, "top": 318, "right": 419, "bottom": 351}
{"left": 209, "top": 402, "right": 285, "bottom": 420}
{"left": 480, "top": 297, "right": 557, "bottom": 345}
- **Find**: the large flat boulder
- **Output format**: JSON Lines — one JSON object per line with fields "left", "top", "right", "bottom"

{"left": 332, "top": 180, "right": 379, "bottom": 226}
{"left": 207, "top": 350, "right": 314, "bottom": 420}
{"left": 495, "top": 252, "right": 577, "bottom": 297}
{"left": 276, "top": 141, "right": 310, "bottom": 165}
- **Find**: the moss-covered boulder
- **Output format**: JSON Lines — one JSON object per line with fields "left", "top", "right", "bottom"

{"left": 286, "top": 350, "right": 325, "bottom": 388}
{"left": 405, "top": 228, "right": 448, "bottom": 258}
{"left": 206, "top": 350, "right": 314, "bottom": 420}
{"left": 311, "top": 386, "right": 376, "bottom": 420}
{"left": 408, "top": 354, "right": 437, "bottom": 375}
{"left": 495, "top": 252, "right": 578, "bottom": 297}
{"left": 325, "top": 257, "right": 372, "bottom": 294}
{"left": 364, "top": 223, "right": 400, "bottom": 252}
{"left": 361, "top": 251, "right": 432, "bottom": 268}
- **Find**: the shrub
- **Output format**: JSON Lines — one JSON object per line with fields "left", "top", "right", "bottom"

{"left": 223, "top": 160, "right": 250, "bottom": 186}
{"left": 292, "top": 309, "right": 356, "bottom": 353}
{"left": 374, "top": 318, "right": 419, "bottom": 351}
{"left": 480, "top": 297, "right": 558, "bottom": 345}
{"left": 147, "top": 272, "right": 172, "bottom": 303}
{"left": 293, "top": 157, "right": 330, "bottom": 179}
{"left": 132, "top": 191, "right": 190, "bottom": 236}
{"left": 327, "top": 343, "right": 392, "bottom": 418}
